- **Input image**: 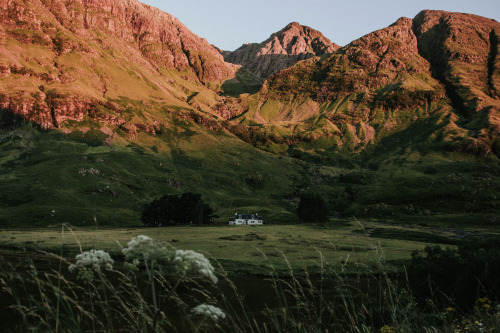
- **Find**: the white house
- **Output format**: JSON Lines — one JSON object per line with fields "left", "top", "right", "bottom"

{"left": 228, "top": 213, "right": 263, "bottom": 225}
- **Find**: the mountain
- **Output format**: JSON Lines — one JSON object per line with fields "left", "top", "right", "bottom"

{"left": 224, "top": 22, "right": 339, "bottom": 79}
{"left": 0, "top": 4, "right": 499, "bottom": 227}
{"left": 0, "top": 0, "right": 307, "bottom": 226}
{"left": 0, "top": 0, "right": 237, "bottom": 130}
{"left": 412, "top": 11, "right": 500, "bottom": 139}
{"left": 239, "top": 11, "right": 500, "bottom": 158}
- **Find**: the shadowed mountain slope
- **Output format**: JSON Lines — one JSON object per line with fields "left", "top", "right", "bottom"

{"left": 412, "top": 10, "right": 500, "bottom": 141}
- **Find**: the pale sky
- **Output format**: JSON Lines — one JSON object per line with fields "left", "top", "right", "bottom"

{"left": 141, "top": 0, "right": 500, "bottom": 51}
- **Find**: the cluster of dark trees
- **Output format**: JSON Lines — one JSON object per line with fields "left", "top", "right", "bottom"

{"left": 297, "top": 192, "right": 328, "bottom": 223}
{"left": 142, "top": 191, "right": 329, "bottom": 226}
{"left": 141, "top": 192, "right": 215, "bottom": 227}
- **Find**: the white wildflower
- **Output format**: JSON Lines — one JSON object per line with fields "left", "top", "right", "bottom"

{"left": 68, "top": 249, "right": 114, "bottom": 272}
{"left": 122, "top": 235, "right": 174, "bottom": 263}
{"left": 174, "top": 249, "right": 218, "bottom": 283}
{"left": 191, "top": 304, "right": 226, "bottom": 321}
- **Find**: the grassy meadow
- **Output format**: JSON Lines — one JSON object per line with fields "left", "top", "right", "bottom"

{"left": 2, "top": 222, "right": 500, "bottom": 332}
{"left": 0, "top": 221, "right": 467, "bottom": 274}
{"left": 1, "top": 122, "right": 499, "bottom": 332}
{"left": 0, "top": 123, "right": 310, "bottom": 227}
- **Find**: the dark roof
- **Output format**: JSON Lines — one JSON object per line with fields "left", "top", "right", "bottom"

{"left": 236, "top": 214, "right": 263, "bottom": 220}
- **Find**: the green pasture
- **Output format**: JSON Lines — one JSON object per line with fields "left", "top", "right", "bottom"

{"left": 0, "top": 221, "right": 463, "bottom": 275}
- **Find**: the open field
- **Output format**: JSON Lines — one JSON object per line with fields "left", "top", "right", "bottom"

{"left": 0, "top": 220, "right": 478, "bottom": 274}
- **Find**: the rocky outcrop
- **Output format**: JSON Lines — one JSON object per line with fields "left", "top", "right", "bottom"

{"left": 0, "top": 0, "right": 239, "bottom": 129}
{"left": 225, "top": 22, "right": 339, "bottom": 78}
{"left": 0, "top": 90, "right": 125, "bottom": 129}
{"left": 265, "top": 17, "right": 445, "bottom": 104}
{"left": 412, "top": 10, "right": 500, "bottom": 151}
{"left": 0, "top": 0, "right": 236, "bottom": 84}
{"left": 257, "top": 11, "right": 500, "bottom": 156}
{"left": 413, "top": 11, "right": 499, "bottom": 113}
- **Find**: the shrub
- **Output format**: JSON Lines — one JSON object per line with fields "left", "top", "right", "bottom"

{"left": 141, "top": 192, "right": 215, "bottom": 227}
{"left": 408, "top": 235, "right": 500, "bottom": 310}
{"left": 244, "top": 173, "right": 264, "bottom": 189}
{"left": 297, "top": 192, "right": 328, "bottom": 223}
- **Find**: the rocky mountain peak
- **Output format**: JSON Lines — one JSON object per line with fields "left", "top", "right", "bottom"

{"left": 269, "top": 21, "right": 339, "bottom": 55}
{"left": 285, "top": 21, "right": 302, "bottom": 28}
{"left": 224, "top": 22, "right": 339, "bottom": 78}
{"left": 261, "top": 10, "right": 499, "bottom": 157}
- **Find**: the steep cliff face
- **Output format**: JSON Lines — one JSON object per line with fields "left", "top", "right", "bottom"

{"left": 413, "top": 11, "right": 499, "bottom": 111}
{"left": 225, "top": 22, "right": 339, "bottom": 79}
{"left": 0, "top": 0, "right": 236, "bottom": 129}
{"left": 264, "top": 17, "right": 440, "bottom": 100}
{"left": 248, "top": 11, "right": 499, "bottom": 156}
{"left": 0, "top": 0, "right": 236, "bottom": 83}
{"left": 412, "top": 10, "right": 500, "bottom": 149}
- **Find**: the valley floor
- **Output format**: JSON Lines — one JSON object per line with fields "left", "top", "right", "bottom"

{"left": 1, "top": 220, "right": 495, "bottom": 275}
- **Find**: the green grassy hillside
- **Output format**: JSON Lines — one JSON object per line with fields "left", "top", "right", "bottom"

{"left": 0, "top": 120, "right": 313, "bottom": 227}
{"left": 1, "top": 117, "right": 498, "bottom": 228}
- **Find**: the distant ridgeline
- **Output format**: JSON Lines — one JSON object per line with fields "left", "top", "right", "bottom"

{"left": 0, "top": 1, "right": 498, "bottom": 156}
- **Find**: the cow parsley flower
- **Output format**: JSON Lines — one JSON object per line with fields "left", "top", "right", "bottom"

{"left": 191, "top": 304, "right": 226, "bottom": 321}
{"left": 122, "top": 235, "right": 174, "bottom": 263}
{"left": 174, "top": 249, "right": 218, "bottom": 283}
{"left": 68, "top": 249, "right": 114, "bottom": 273}
{"left": 122, "top": 236, "right": 217, "bottom": 283}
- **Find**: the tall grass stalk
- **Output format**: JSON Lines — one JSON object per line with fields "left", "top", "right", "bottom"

{"left": 1, "top": 233, "right": 499, "bottom": 332}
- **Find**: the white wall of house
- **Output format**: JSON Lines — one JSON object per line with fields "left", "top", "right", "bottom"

{"left": 229, "top": 215, "right": 264, "bottom": 225}
{"left": 247, "top": 219, "right": 263, "bottom": 225}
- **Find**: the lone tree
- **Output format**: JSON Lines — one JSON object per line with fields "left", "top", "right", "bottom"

{"left": 141, "top": 192, "right": 215, "bottom": 227}
{"left": 297, "top": 192, "right": 328, "bottom": 223}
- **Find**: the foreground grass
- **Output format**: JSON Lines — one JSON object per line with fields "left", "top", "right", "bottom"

{"left": 0, "top": 222, "right": 464, "bottom": 274}
{"left": 2, "top": 226, "right": 499, "bottom": 332}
